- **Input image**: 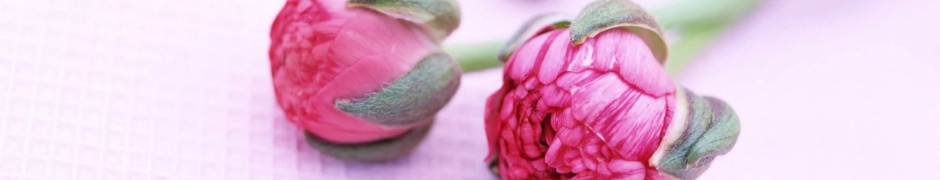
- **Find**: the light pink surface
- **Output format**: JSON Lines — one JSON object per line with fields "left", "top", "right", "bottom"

{"left": 1, "top": 0, "right": 939, "bottom": 179}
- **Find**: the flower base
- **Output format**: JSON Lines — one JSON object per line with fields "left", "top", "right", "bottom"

{"left": 303, "top": 120, "right": 434, "bottom": 161}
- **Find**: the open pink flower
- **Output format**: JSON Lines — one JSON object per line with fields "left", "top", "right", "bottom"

{"left": 269, "top": 0, "right": 461, "bottom": 160}
{"left": 486, "top": 1, "right": 740, "bottom": 179}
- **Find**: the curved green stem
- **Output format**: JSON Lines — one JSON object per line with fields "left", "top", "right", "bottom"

{"left": 664, "top": 24, "right": 728, "bottom": 76}
{"left": 653, "top": 0, "right": 764, "bottom": 76}
{"left": 445, "top": 0, "right": 764, "bottom": 75}
{"left": 651, "top": 0, "right": 763, "bottom": 30}
{"left": 445, "top": 40, "right": 506, "bottom": 73}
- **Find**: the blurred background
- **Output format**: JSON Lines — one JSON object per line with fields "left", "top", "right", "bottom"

{"left": 1, "top": 0, "right": 939, "bottom": 179}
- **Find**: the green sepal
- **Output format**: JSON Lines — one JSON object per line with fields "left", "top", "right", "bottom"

{"left": 335, "top": 53, "right": 461, "bottom": 127}
{"left": 654, "top": 88, "right": 740, "bottom": 179}
{"left": 499, "top": 14, "right": 571, "bottom": 62}
{"left": 488, "top": 157, "right": 500, "bottom": 176}
{"left": 570, "top": 0, "right": 668, "bottom": 64}
{"left": 349, "top": 0, "right": 461, "bottom": 41}
{"left": 687, "top": 97, "right": 740, "bottom": 168}
{"left": 304, "top": 120, "right": 434, "bottom": 161}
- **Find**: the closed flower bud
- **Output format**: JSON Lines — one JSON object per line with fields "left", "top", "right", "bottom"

{"left": 269, "top": 0, "right": 461, "bottom": 161}
{"left": 485, "top": 0, "right": 740, "bottom": 179}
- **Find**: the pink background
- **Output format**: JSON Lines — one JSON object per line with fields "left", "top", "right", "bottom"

{"left": 1, "top": 0, "right": 939, "bottom": 179}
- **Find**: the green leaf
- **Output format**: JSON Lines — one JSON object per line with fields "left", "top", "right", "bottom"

{"left": 349, "top": 0, "right": 461, "bottom": 41}
{"left": 335, "top": 53, "right": 461, "bottom": 127}
{"left": 570, "top": 0, "right": 668, "bottom": 64}
{"left": 499, "top": 13, "right": 570, "bottom": 62}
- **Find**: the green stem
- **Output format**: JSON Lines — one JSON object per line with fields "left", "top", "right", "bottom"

{"left": 651, "top": 0, "right": 763, "bottom": 30}
{"left": 445, "top": 0, "right": 764, "bottom": 75}
{"left": 664, "top": 24, "right": 728, "bottom": 77}
{"left": 445, "top": 40, "right": 507, "bottom": 73}
{"left": 652, "top": 0, "right": 764, "bottom": 76}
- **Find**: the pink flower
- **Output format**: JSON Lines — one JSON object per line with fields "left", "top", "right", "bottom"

{"left": 486, "top": 0, "right": 740, "bottom": 179}
{"left": 269, "top": 0, "right": 461, "bottom": 160}
{"left": 487, "top": 28, "right": 676, "bottom": 180}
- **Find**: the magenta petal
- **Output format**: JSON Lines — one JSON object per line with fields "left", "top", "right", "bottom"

{"left": 508, "top": 31, "right": 553, "bottom": 81}
{"left": 538, "top": 30, "right": 573, "bottom": 84}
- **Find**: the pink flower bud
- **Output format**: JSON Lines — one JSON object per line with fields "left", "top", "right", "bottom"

{"left": 269, "top": 0, "right": 461, "bottom": 161}
{"left": 485, "top": 0, "right": 739, "bottom": 179}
